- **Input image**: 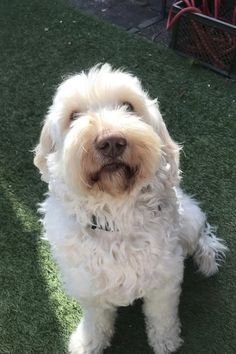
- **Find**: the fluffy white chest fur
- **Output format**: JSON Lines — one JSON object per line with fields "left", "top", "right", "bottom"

{"left": 42, "top": 179, "right": 184, "bottom": 307}
{"left": 34, "top": 64, "right": 227, "bottom": 354}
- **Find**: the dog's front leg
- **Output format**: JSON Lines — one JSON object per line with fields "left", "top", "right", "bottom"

{"left": 69, "top": 304, "right": 116, "bottom": 354}
{"left": 143, "top": 280, "right": 183, "bottom": 354}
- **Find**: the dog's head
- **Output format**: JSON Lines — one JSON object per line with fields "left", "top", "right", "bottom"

{"left": 34, "top": 64, "right": 180, "bottom": 198}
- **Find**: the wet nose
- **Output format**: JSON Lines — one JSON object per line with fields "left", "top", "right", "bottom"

{"left": 95, "top": 135, "right": 127, "bottom": 158}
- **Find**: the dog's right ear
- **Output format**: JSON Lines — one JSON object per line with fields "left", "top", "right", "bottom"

{"left": 34, "top": 116, "right": 55, "bottom": 183}
{"left": 33, "top": 74, "right": 82, "bottom": 182}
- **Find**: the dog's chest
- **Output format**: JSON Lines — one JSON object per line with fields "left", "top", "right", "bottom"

{"left": 64, "top": 212, "right": 178, "bottom": 306}
{"left": 43, "top": 193, "right": 180, "bottom": 306}
{"left": 73, "top": 229, "right": 167, "bottom": 305}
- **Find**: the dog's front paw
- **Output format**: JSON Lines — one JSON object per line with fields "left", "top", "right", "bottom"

{"left": 151, "top": 336, "right": 183, "bottom": 354}
{"left": 147, "top": 322, "right": 183, "bottom": 354}
{"left": 69, "top": 322, "right": 110, "bottom": 354}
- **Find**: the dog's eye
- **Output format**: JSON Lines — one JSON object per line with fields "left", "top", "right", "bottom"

{"left": 122, "top": 102, "right": 134, "bottom": 112}
{"left": 70, "top": 112, "right": 81, "bottom": 121}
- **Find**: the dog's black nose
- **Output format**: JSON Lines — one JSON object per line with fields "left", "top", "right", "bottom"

{"left": 96, "top": 135, "right": 127, "bottom": 158}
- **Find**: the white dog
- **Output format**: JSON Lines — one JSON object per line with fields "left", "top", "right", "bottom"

{"left": 34, "top": 64, "right": 227, "bottom": 354}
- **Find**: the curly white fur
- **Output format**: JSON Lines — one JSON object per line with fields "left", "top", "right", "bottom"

{"left": 34, "top": 64, "right": 228, "bottom": 354}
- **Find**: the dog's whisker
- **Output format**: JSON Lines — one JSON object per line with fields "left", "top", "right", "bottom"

{"left": 80, "top": 144, "right": 88, "bottom": 153}
{"left": 79, "top": 174, "right": 92, "bottom": 188}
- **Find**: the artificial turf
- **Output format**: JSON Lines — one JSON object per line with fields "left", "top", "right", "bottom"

{"left": 0, "top": 0, "right": 235, "bottom": 353}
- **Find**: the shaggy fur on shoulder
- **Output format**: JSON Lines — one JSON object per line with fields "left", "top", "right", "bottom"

{"left": 34, "top": 64, "right": 227, "bottom": 354}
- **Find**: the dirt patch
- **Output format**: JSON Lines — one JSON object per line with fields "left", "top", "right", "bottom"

{"left": 70, "top": 0, "right": 171, "bottom": 46}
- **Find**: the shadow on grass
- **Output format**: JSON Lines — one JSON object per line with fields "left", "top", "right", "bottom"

{"left": 0, "top": 177, "right": 70, "bottom": 354}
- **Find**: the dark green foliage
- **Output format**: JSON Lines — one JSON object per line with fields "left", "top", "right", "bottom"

{"left": 0, "top": 0, "right": 235, "bottom": 353}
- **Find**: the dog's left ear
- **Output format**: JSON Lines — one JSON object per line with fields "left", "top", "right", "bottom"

{"left": 146, "top": 100, "right": 180, "bottom": 186}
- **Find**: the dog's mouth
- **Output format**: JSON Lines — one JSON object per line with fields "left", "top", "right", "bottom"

{"left": 102, "top": 162, "right": 125, "bottom": 173}
{"left": 90, "top": 162, "right": 138, "bottom": 183}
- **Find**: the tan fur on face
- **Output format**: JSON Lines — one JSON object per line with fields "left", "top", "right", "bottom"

{"left": 63, "top": 110, "right": 161, "bottom": 197}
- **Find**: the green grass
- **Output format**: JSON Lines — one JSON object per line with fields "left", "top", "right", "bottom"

{"left": 0, "top": 0, "right": 235, "bottom": 353}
